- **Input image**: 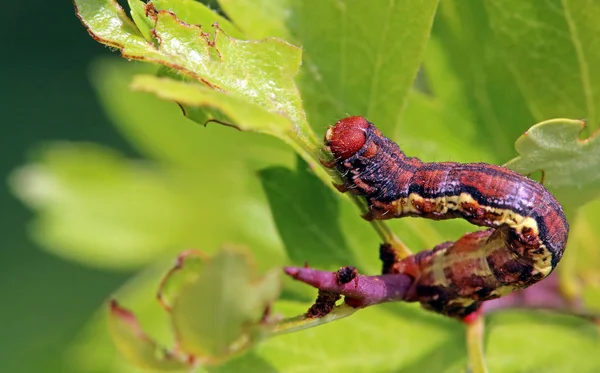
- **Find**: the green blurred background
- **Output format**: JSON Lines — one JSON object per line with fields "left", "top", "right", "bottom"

{"left": 1, "top": 2, "right": 133, "bottom": 371}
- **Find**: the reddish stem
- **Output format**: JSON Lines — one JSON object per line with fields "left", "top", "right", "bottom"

{"left": 284, "top": 266, "right": 414, "bottom": 308}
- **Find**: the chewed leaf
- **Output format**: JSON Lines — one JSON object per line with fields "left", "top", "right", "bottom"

{"left": 74, "top": 0, "right": 159, "bottom": 56}
{"left": 505, "top": 118, "right": 600, "bottom": 208}
{"left": 75, "top": 0, "right": 329, "bottom": 184}
{"left": 151, "top": 0, "right": 243, "bottom": 38}
{"left": 146, "top": 9, "right": 304, "bottom": 123}
{"left": 74, "top": 0, "right": 305, "bottom": 123}
{"left": 171, "top": 246, "right": 280, "bottom": 363}
{"left": 108, "top": 300, "right": 189, "bottom": 371}
{"left": 158, "top": 250, "right": 207, "bottom": 311}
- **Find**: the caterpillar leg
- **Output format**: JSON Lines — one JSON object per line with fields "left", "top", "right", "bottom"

{"left": 379, "top": 243, "right": 401, "bottom": 274}
{"left": 320, "top": 158, "right": 337, "bottom": 168}
{"left": 332, "top": 182, "right": 348, "bottom": 193}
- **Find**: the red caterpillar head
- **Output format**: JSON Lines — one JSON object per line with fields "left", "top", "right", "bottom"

{"left": 325, "top": 116, "right": 370, "bottom": 160}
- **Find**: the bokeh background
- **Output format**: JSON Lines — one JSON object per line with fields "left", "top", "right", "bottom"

{"left": 2, "top": 2, "right": 131, "bottom": 372}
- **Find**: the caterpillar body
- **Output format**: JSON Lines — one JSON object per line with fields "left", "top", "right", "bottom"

{"left": 324, "top": 116, "right": 569, "bottom": 317}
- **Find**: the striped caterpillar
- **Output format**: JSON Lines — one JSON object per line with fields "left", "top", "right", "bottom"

{"left": 323, "top": 116, "right": 569, "bottom": 317}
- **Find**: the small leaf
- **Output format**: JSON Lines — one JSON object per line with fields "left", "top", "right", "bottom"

{"left": 171, "top": 246, "right": 281, "bottom": 363}
{"left": 505, "top": 118, "right": 600, "bottom": 208}
{"left": 158, "top": 250, "right": 207, "bottom": 311}
{"left": 259, "top": 158, "right": 356, "bottom": 269}
{"left": 108, "top": 300, "right": 189, "bottom": 371}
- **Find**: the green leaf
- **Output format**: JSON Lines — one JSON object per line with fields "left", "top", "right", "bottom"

{"left": 259, "top": 158, "right": 356, "bottom": 269}
{"left": 396, "top": 90, "right": 489, "bottom": 163}
{"left": 74, "top": 0, "right": 311, "bottom": 134}
{"left": 213, "top": 302, "right": 459, "bottom": 373}
{"left": 485, "top": 0, "right": 600, "bottom": 131}
{"left": 127, "top": 0, "right": 245, "bottom": 112}
{"left": 63, "top": 265, "right": 192, "bottom": 373}
{"left": 128, "top": 0, "right": 153, "bottom": 41}
{"left": 485, "top": 311, "right": 600, "bottom": 372}
{"left": 218, "top": 0, "right": 290, "bottom": 39}
{"left": 90, "top": 58, "right": 293, "bottom": 174}
{"left": 157, "top": 250, "right": 207, "bottom": 311}
{"left": 430, "top": 0, "right": 536, "bottom": 161}
{"left": 130, "top": 75, "right": 294, "bottom": 140}
{"left": 144, "top": 11, "right": 305, "bottom": 126}
{"left": 76, "top": 0, "right": 303, "bottom": 118}
{"left": 431, "top": 1, "right": 600, "bottom": 337}
{"left": 77, "top": 1, "right": 328, "bottom": 179}
{"left": 289, "top": 0, "right": 439, "bottom": 136}
{"left": 397, "top": 37, "right": 490, "bottom": 163}
{"left": 9, "top": 143, "right": 197, "bottom": 269}
{"left": 171, "top": 246, "right": 281, "bottom": 362}
{"left": 108, "top": 300, "right": 189, "bottom": 371}
{"left": 564, "top": 198, "right": 600, "bottom": 309}
{"left": 505, "top": 118, "right": 600, "bottom": 208}
{"left": 74, "top": 0, "right": 160, "bottom": 55}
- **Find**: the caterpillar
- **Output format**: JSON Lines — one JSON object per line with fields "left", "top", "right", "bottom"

{"left": 324, "top": 116, "right": 569, "bottom": 317}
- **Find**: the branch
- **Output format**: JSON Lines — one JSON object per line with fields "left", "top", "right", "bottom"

{"left": 284, "top": 266, "right": 414, "bottom": 308}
